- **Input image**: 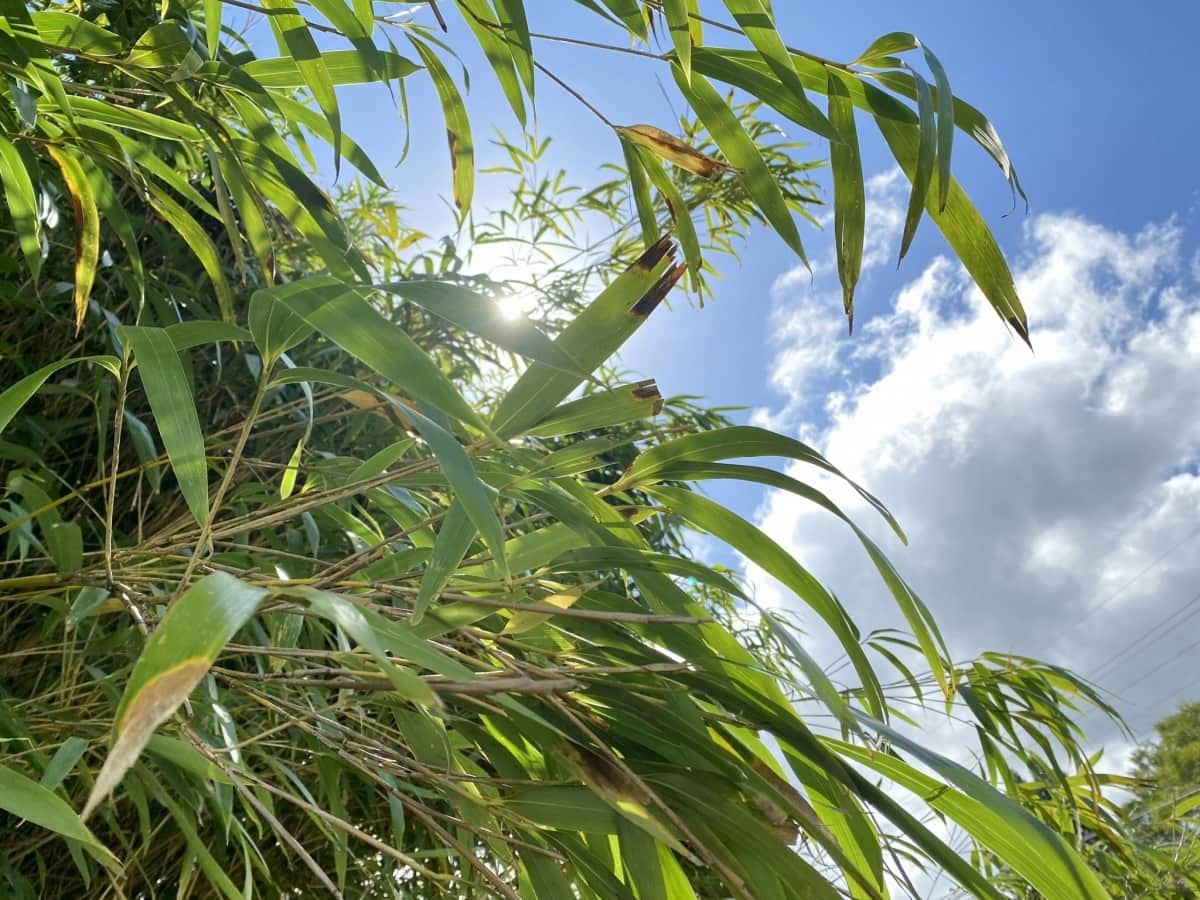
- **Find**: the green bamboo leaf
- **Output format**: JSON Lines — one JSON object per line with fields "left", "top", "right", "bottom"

{"left": 407, "top": 35, "right": 473, "bottom": 212}
{"left": 834, "top": 721, "right": 1111, "bottom": 900}
{"left": 392, "top": 400, "right": 508, "bottom": 581}
{"left": 69, "top": 96, "right": 202, "bottom": 141}
{"left": 645, "top": 484, "right": 885, "bottom": 721}
{"left": 126, "top": 21, "right": 199, "bottom": 69}
{"left": 617, "top": 819, "right": 669, "bottom": 900}
{"left": 852, "top": 31, "right": 919, "bottom": 66}
{"left": 414, "top": 500, "right": 475, "bottom": 624}
{"left": 654, "top": 460, "right": 949, "bottom": 698}
{"left": 46, "top": 147, "right": 98, "bottom": 333}
{"left": 492, "top": 236, "right": 683, "bottom": 436}
{"left": 259, "top": 0, "right": 342, "bottom": 173}
{"left": 719, "top": 0, "right": 833, "bottom": 140}
{"left": 899, "top": 67, "right": 935, "bottom": 263}
{"left": 526, "top": 380, "right": 662, "bottom": 437}
{"left": 632, "top": 144, "right": 702, "bottom": 284}
{"left": 204, "top": 0, "right": 221, "bottom": 58}
{"left": 620, "top": 138, "right": 660, "bottom": 250}
{"left": 376, "top": 281, "right": 587, "bottom": 374}
{"left": 79, "top": 150, "right": 144, "bottom": 306}
{"left": 663, "top": 0, "right": 693, "bottom": 81}
{"left": 82, "top": 573, "right": 266, "bottom": 820}
{"left": 0, "top": 766, "right": 118, "bottom": 869}
{"left": 45, "top": 521, "right": 82, "bottom": 574}
{"left": 163, "top": 322, "right": 252, "bottom": 351}
{"left": 546, "top": 545, "right": 742, "bottom": 596}
{"left": 672, "top": 68, "right": 807, "bottom": 263}
{"left": 458, "top": 0, "right": 526, "bottom": 126}
{"left": 300, "top": 589, "right": 437, "bottom": 705}
{"left": 597, "top": 0, "right": 647, "bottom": 39}
{"left": 144, "top": 181, "right": 235, "bottom": 321}
{"left": 242, "top": 48, "right": 419, "bottom": 87}
{"left": 492, "top": 0, "right": 534, "bottom": 94}
{"left": 0, "top": 356, "right": 118, "bottom": 436}
{"left": 347, "top": 438, "right": 416, "bottom": 482}
{"left": 509, "top": 785, "right": 620, "bottom": 832}
{"left": 826, "top": 67, "right": 864, "bottom": 330}
{"left": 0, "top": 135, "right": 41, "bottom": 279}
{"left": 260, "top": 276, "right": 482, "bottom": 427}
{"left": 922, "top": 45, "right": 954, "bottom": 212}
{"left": 40, "top": 736, "right": 89, "bottom": 792}
{"left": 279, "top": 437, "right": 303, "bottom": 500}
{"left": 616, "top": 425, "right": 903, "bottom": 541}
{"left": 272, "top": 94, "right": 387, "bottom": 187}
{"left": 30, "top": 11, "right": 124, "bottom": 55}
{"left": 120, "top": 327, "right": 210, "bottom": 527}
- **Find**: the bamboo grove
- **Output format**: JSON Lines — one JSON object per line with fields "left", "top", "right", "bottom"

{"left": 0, "top": 1, "right": 1193, "bottom": 898}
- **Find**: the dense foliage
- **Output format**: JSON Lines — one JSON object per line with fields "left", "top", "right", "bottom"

{"left": 0, "top": 1, "right": 1178, "bottom": 898}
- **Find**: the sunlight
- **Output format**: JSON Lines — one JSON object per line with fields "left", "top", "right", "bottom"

{"left": 496, "top": 290, "right": 538, "bottom": 321}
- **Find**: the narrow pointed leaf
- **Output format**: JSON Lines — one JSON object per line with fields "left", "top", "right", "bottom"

{"left": 121, "top": 327, "right": 210, "bottom": 527}
{"left": 898, "top": 67, "right": 935, "bottom": 263}
{"left": 82, "top": 573, "right": 266, "bottom": 819}
{"left": 414, "top": 500, "right": 475, "bottom": 624}
{"left": 259, "top": 0, "right": 342, "bottom": 172}
{"left": 0, "top": 766, "right": 118, "bottom": 868}
{"left": 0, "top": 135, "right": 41, "bottom": 279}
{"left": 46, "top": 147, "right": 98, "bottom": 333}
{"left": 408, "top": 35, "right": 473, "bottom": 212}
{"left": 827, "top": 67, "right": 864, "bottom": 329}
{"left": 672, "top": 68, "right": 807, "bottom": 263}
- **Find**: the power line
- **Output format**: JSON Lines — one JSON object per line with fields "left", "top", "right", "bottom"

{"left": 1088, "top": 588, "right": 1200, "bottom": 684}
{"left": 1109, "top": 635, "right": 1200, "bottom": 699}
{"left": 1069, "top": 522, "right": 1200, "bottom": 636}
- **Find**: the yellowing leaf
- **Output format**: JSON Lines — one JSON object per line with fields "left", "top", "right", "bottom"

{"left": 82, "top": 573, "right": 266, "bottom": 820}
{"left": 615, "top": 124, "right": 733, "bottom": 179}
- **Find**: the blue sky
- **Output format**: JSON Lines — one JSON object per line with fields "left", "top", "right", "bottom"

{"left": 290, "top": 1, "right": 1200, "bottom": 768}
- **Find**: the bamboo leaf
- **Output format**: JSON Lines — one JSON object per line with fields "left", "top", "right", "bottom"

{"left": 621, "top": 138, "right": 660, "bottom": 250}
{"left": 526, "top": 380, "right": 662, "bottom": 437}
{"left": 827, "top": 67, "right": 865, "bottom": 329}
{"left": 898, "top": 67, "right": 935, "bottom": 263}
{"left": 458, "top": 0, "right": 526, "bottom": 126}
{"left": 616, "top": 424, "right": 903, "bottom": 541}
{"left": 408, "top": 35, "right": 473, "bottom": 212}
{"left": 492, "top": 236, "right": 683, "bottom": 436}
{"left": 632, "top": 145, "right": 702, "bottom": 284}
{"left": 300, "top": 589, "right": 437, "bottom": 705}
{"left": 672, "top": 68, "right": 807, "bottom": 263}
{"left": 242, "top": 48, "right": 420, "bottom": 87}
{"left": 492, "top": 0, "right": 534, "bottom": 94}
{"left": 663, "top": 0, "right": 693, "bottom": 81}
{"left": 120, "top": 327, "right": 210, "bottom": 527}
{"left": 616, "top": 124, "right": 733, "bottom": 179}
{"left": 0, "top": 766, "right": 118, "bottom": 869}
{"left": 261, "top": 276, "right": 483, "bottom": 427}
{"left": 377, "top": 280, "right": 587, "bottom": 374}
{"left": 0, "top": 135, "right": 41, "bottom": 279}
{"left": 836, "top": 720, "right": 1112, "bottom": 900}
{"left": 922, "top": 45, "right": 954, "bottom": 212}
{"left": 645, "top": 485, "right": 885, "bottom": 721}
{"left": 82, "top": 573, "right": 266, "bottom": 819}
{"left": 414, "top": 499, "right": 475, "bottom": 624}
{"left": 720, "top": 0, "right": 833, "bottom": 140}
{"left": 46, "top": 147, "right": 98, "bottom": 333}
{"left": 0, "top": 356, "right": 119, "bottom": 435}
{"left": 259, "top": 0, "right": 342, "bottom": 173}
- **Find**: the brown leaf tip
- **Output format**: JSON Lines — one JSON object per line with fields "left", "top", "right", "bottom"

{"left": 631, "top": 262, "right": 687, "bottom": 317}
{"left": 631, "top": 379, "right": 664, "bottom": 416}
{"left": 631, "top": 234, "right": 677, "bottom": 273}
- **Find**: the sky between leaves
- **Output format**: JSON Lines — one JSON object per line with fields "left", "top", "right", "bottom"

{"left": 285, "top": 0, "right": 1200, "bottom": 768}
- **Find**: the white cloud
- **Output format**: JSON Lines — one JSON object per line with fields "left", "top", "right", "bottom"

{"left": 752, "top": 192, "right": 1200, "bottom": 758}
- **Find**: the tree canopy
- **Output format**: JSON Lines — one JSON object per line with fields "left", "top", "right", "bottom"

{"left": 0, "top": 2, "right": 1163, "bottom": 898}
